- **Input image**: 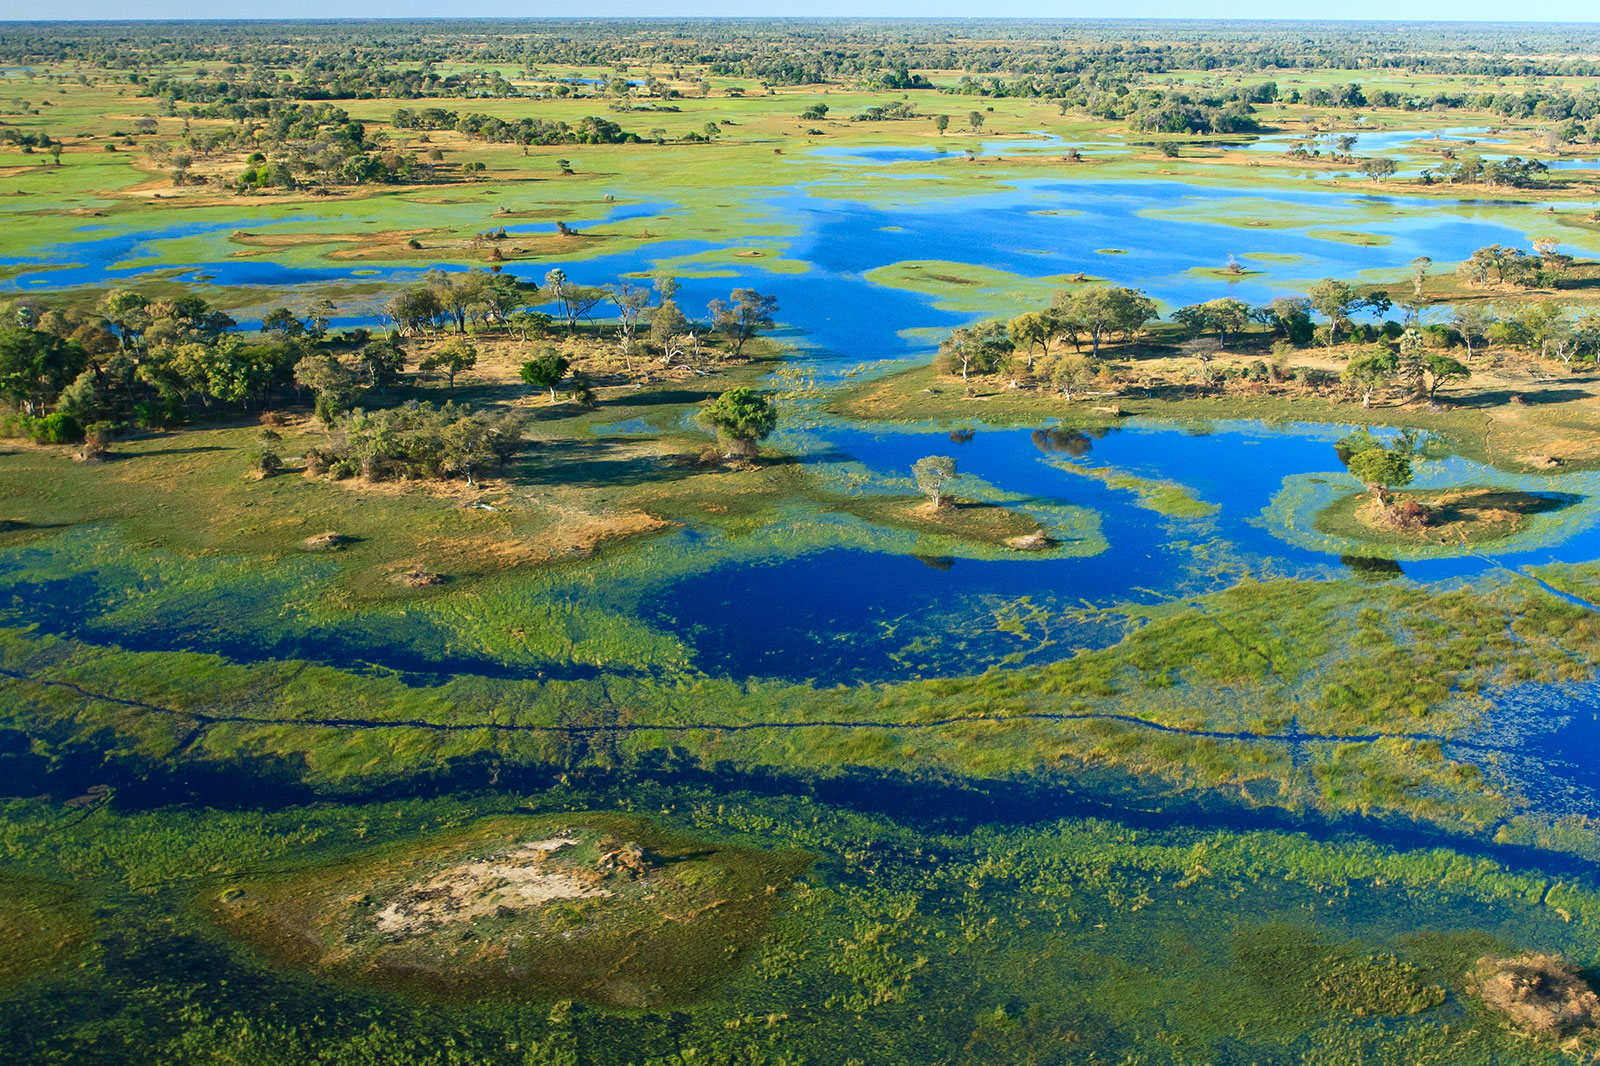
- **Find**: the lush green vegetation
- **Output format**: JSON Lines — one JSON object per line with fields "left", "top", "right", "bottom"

{"left": 8, "top": 17, "right": 1600, "bottom": 1064}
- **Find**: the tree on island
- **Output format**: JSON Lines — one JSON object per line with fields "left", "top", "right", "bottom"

{"left": 1341, "top": 346, "right": 1399, "bottom": 408}
{"left": 703, "top": 387, "right": 776, "bottom": 458}
{"left": 1051, "top": 353, "right": 1096, "bottom": 401}
{"left": 912, "top": 455, "right": 957, "bottom": 508}
{"left": 1307, "top": 279, "right": 1390, "bottom": 348}
{"left": 707, "top": 289, "right": 778, "bottom": 356}
{"left": 1346, "top": 438, "right": 1413, "bottom": 504}
{"left": 1423, "top": 352, "right": 1470, "bottom": 401}
{"left": 519, "top": 347, "right": 571, "bottom": 402}
{"left": 1060, "top": 286, "right": 1158, "bottom": 357}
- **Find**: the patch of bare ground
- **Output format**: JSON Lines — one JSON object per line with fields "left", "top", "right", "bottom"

{"left": 1471, "top": 954, "right": 1600, "bottom": 1041}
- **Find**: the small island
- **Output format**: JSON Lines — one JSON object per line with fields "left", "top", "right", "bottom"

{"left": 205, "top": 815, "right": 809, "bottom": 1008}
{"left": 1316, "top": 486, "right": 1574, "bottom": 547}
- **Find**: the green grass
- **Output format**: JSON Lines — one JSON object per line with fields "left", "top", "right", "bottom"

{"left": 1050, "top": 461, "right": 1220, "bottom": 518}
{"left": 0, "top": 874, "right": 91, "bottom": 995}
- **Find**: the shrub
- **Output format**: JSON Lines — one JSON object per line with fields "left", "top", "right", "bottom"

{"left": 29, "top": 413, "right": 83, "bottom": 444}
{"left": 247, "top": 449, "right": 283, "bottom": 477}
{"left": 81, "top": 421, "right": 116, "bottom": 460}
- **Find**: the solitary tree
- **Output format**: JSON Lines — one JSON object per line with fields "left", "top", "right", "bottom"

{"left": 1346, "top": 441, "right": 1413, "bottom": 503}
{"left": 707, "top": 289, "right": 778, "bottom": 356}
{"left": 420, "top": 337, "right": 477, "bottom": 390}
{"left": 519, "top": 347, "right": 571, "bottom": 402}
{"left": 912, "top": 455, "right": 957, "bottom": 508}
{"left": 968, "top": 110, "right": 984, "bottom": 131}
{"left": 1423, "top": 353, "right": 1470, "bottom": 401}
{"left": 1341, "top": 346, "right": 1399, "bottom": 408}
{"left": 934, "top": 114, "right": 950, "bottom": 135}
{"left": 1050, "top": 353, "right": 1096, "bottom": 401}
{"left": 703, "top": 387, "right": 776, "bottom": 458}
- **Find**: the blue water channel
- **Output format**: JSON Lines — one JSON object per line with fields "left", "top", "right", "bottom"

{"left": 641, "top": 418, "right": 1600, "bottom": 683}
{"left": 5, "top": 177, "right": 1583, "bottom": 370}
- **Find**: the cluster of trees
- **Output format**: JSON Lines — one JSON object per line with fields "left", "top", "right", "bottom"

{"left": 936, "top": 286, "right": 1161, "bottom": 385}
{"left": 1457, "top": 241, "right": 1574, "bottom": 289}
{"left": 0, "top": 290, "right": 316, "bottom": 441}
{"left": 376, "top": 268, "right": 777, "bottom": 371}
{"left": 429, "top": 112, "right": 637, "bottom": 146}
{"left": 929, "top": 276, "right": 1493, "bottom": 406}
{"left": 302, "top": 401, "right": 525, "bottom": 485}
{"left": 1429, "top": 156, "right": 1549, "bottom": 189}
{"left": 15, "top": 20, "right": 1600, "bottom": 96}
{"left": 1088, "top": 88, "right": 1260, "bottom": 135}
{"left": 134, "top": 100, "right": 425, "bottom": 190}
{"left": 1449, "top": 302, "right": 1600, "bottom": 366}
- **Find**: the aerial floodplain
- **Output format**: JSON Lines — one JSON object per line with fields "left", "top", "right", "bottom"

{"left": 11, "top": 14, "right": 1600, "bottom": 1063}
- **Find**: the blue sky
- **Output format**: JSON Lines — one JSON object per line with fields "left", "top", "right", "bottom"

{"left": 5, "top": 4, "right": 1600, "bottom": 20}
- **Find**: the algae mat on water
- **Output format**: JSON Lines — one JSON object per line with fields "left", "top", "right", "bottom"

{"left": 204, "top": 813, "right": 810, "bottom": 1008}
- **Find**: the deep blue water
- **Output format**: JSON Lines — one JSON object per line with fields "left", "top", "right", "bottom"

{"left": 643, "top": 420, "right": 1600, "bottom": 683}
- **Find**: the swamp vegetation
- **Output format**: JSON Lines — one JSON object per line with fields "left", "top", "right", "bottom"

{"left": 9, "top": 16, "right": 1600, "bottom": 1064}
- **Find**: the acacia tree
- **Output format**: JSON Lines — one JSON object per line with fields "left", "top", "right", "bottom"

{"left": 1451, "top": 305, "right": 1495, "bottom": 362}
{"left": 1051, "top": 353, "right": 1096, "bottom": 401}
{"left": 1007, "top": 311, "right": 1052, "bottom": 371}
{"left": 1424, "top": 353, "right": 1470, "bottom": 400}
{"left": 912, "top": 455, "right": 957, "bottom": 508}
{"left": 420, "top": 337, "right": 477, "bottom": 390}
{"left": 1063, "top": 286, "right": 1158, "bottom": 357}
{"left": 1341, "top": 346, "right": 1399, "bottom": 408}
{"left": 707, "top": 289, "right": 778, "bottom": 356}
{"left": 519, "top": 346, "right": 570, "bottom": 402}
{"left": 608, "top": 281, "right": 651, "bottom": 372}
{"left": 703, "top": 386, "right": 776, "bottom": 458}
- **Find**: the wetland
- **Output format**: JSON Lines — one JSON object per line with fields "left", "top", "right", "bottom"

{"left": 7, "top": 16, "right": 1600, "bottom": 1064}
